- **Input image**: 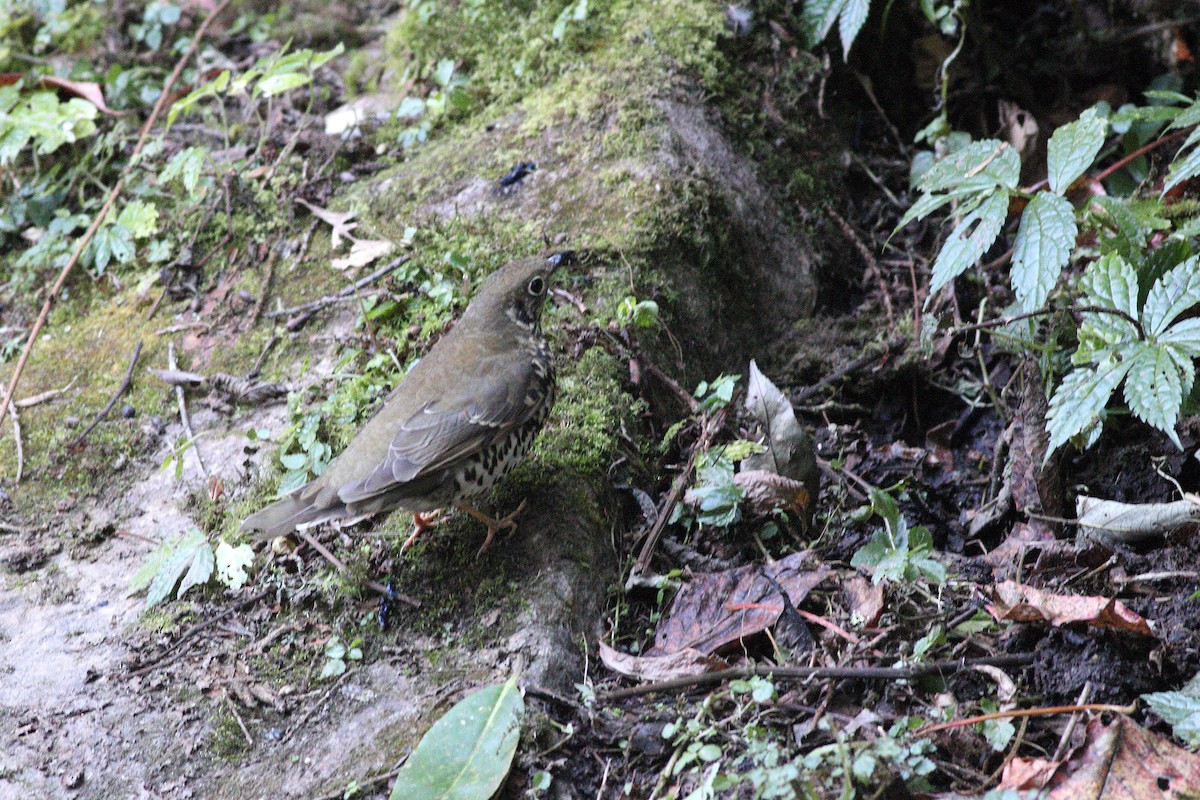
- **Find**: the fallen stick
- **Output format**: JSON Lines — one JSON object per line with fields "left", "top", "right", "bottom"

{"left": 268, "top": 255, "right": 411, "bottom": 331}
{"left": 598, "top": 653, "right": 1035, "bottom": 703}
{"left": 71, "top": 341, "right": 143, "bottom": 448}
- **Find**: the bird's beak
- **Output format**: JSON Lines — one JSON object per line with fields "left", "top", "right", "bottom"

{"left": 546, "top": 251, "right": 574, "bottom": 273}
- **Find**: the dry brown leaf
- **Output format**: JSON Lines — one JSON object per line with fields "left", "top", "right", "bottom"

{"left": 999, "top": 756, "right": 1061, "bottom": 791}
{"left": 986, "top": 580, "right": 1155, "bottom": 637}
{"left": 331, "top": 239, "right": 395, "bottom": 271}
{"left": 0, "top": 74, "right": 121, "bottom": 115}
{"left": 843, "top": 575, "right": 883, "bottom": 628}
{"left": 296, "top": 198, "right": 358, "bottom": 249}
{"left": 597, "top": 642, "right": 730, "bottom": 682}
{"left": 943, "top": 716, "right": 1200, "bottom": 799}
{"left": 647, "top": 551, "right": 831, "bottom": 657}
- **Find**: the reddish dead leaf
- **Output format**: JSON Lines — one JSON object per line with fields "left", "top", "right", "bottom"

{"left": 0, "top": 74, "right": 121, "bottom": 115}
{"left": 598, "top": 642, "right": 730, "bottom": 682}
{"left": 986, "top": 580, "right": 1155, "bottom": 637}
{"left": 647, "top": 551, "right": 831, "bottom": 657}
{"left": 941, "top": 716, "right": 1200, "bottom": 799}
{"left": 843, "top": 575, "right": 883, "bottom": 628}
{"left": 1000, "top": 756, "right": 1061, "bottom": 792}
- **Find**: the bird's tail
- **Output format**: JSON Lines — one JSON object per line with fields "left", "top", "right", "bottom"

{"left": 240, "top": 493, "right": 342, "bottom": 541}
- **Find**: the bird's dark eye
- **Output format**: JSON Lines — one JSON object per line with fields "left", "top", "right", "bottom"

{"left": 527, "top": 276, "right": 546, "bottom": 295}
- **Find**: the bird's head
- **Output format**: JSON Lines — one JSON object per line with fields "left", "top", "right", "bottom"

{"left": 463, "top": 252, "right": 571, "bottom": 333}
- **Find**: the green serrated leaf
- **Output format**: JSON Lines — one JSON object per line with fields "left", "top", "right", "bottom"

{"left": 1160, "top": 318, "right": 1200, "bottom": 352}
{"left": 929, "top": 190, "right": 1008, "bottom": 296}
{"left": 176, "top": 541, "right": 215, "bottom": 599}
{"left": 1011, "top": 192, "right": 1076, "bottom": 311}
{"left": 144, "top": 528, "right": 208, "bottom": 609}
{"left": 1142, "top": 256, "right": 1200, "bottom": 336}
{"left": 389, "top": 675, "right": 525, "bottom": 800}
{"left": 1165, "top": 144, "right": 1200, "bottom": 195}
{"left": 1047, "top": 107, "right": 1107, "bottom": 194}
{"left": 918, "top": 139, "right": 1019, "bottom": 193}
{"left": 1045, "top": 358, "right": 1135, "bottom": 458}
{"left": 801, "top": 0, "right": 848, "bottom": 46}
{"left": 838, "top": 0, "right": 869, "bottom": 59}
{"left": 1124, "top": 344, "right": 1184, "bottom": 447}
{"left": 1144, "top": 673, "right": 1200, "bottom": 747}
{"left": 1079, "top": 253, "right": 1141, "bottom": 349}
{"left": 116, "top": 200, "right": 160, "bottom": 239}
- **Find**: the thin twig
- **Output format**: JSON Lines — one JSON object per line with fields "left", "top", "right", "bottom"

{"left": 630, "top": 410, "right": 725, "bottom": 581}
{"left": 282, "top": 668, "right": 351, "bottom": 742}
{"left": 824, "top": 204, "right": 894, "bottom": 326}
{"left": 919, "top": 700, "right": 1136, "bottom": 736}
{"left": 794, "top": 338, "right": 908, "bottom": 401}
{"left": 248, "top": 247, "right": 276, "bottom": 326}
{"left": 228, "top": 699, "right": 254, "bottom": 748}
{"left": 0, "top": 0, "right": 233, "bottom": 432}
{"left": 16, "top": 378, "right": 76, "bottom": 408}
{"left": 71, "top": 341, "right": 143, "bottom": 448}
{"left": 297, "top": 528, "right": 419, "bottom": 607}
{"left": 598, "top": 654, "right": 1035, "bottom": 703}
{"left": 169, "top": 342, "right": 208, "bottom": 477}
{"left": 127, "top": 588, "right": 271, "bottom": 677}
{"left": 269, "top": 255, "right": 412, "bottom": 331}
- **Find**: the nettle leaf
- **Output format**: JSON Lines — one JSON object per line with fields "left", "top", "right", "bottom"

{"left": 1047, "top": 106, "right": 1107, "bottom": 194}
{"left": 1144, "top": 673, "right": 1200, "bottom": 748}
{"left": 140, "top": 528, "right": 213, "bottom": 609}
{"left": 1124, "top": 344, "right": 1184, "bottom": 447}
{"left": 1088, "top": 196, "right": 1145, "bottom": 259}
{"left": 160, "top": 146, "right": 208, "bottom": 195}
{"left": 1160, "top": 318, "right": 1200, "bottom": 352}
{"left": 838, "top": 0, "right": 869, "bottom": 59}
{"left": 1081, "top": 253, "right": 1140, "bottom": 319}
{"left": 929, "top": 190, "right": 1008, "bottom": 295}
{"left": 918, "top": 139, "right": 1019, "bottom": 193}
{"left": 1045, "top": 357, "right": 1135, "bottom": 458}
{"left": 1142, "top": 256, "right": 1200, "bottom": 336}
{"left": 389, "top": 676, "right": 525, "bottom": 800}
{"left": 116, "top": 200, "right": 160, "bottom": 239}
{"left": 1165, "top": 140, "right": 1200, "bottom": 194}
{"left": 1012, "top": 192, "right": 1076, "bottom": 311}
{"left": 801, "top": 0, "right": 847, "bottom": 46}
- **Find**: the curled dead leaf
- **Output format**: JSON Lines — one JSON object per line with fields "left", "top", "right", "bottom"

{"left": 985, "top": 580, "right": 1154, "bottom": 637}
{"left": 597, "top": 642, "right": 730, "bottom": 682}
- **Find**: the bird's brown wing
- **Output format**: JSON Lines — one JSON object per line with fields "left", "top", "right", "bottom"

{"left": 337, "top": 353, "right": 536, "bottom": 503}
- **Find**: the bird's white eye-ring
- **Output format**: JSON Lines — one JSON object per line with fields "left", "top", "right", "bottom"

{"left": 527, "top": 275, "right": 546, "bottom": 295}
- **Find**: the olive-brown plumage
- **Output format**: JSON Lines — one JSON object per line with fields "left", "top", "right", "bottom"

{"left": 241, "top": 254, "right": 564, "bottom": 544}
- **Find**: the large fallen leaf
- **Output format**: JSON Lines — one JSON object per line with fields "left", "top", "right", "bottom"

{"left": 1004, "top": 716, "right": 1200, "bottom": 798}
{"left": 331, "top": 238, "right": 395, "bottom": 271}
{"left": 742, "top": 360, "right": 816, "bottom": 484}
{"left": 598, "top": 642, "right": 730, "bottom": 682}
{"left": 985, "top": 580, "right": 1155, "bottom": 637}
{"left": 647, "top": 551, "right": 831, "bottom": 656}
{"left": 1076, "top": 494, "right": 1200, "bottom": 546}
{"left": 389, "top": 675, "right": 524, "bottom": 800}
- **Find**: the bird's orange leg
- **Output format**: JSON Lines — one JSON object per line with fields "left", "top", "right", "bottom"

{"left": 455, "top": 499, "right": 528, "bottom": 557}
{"left": 399, "top": 511, "right": 441, "bottom": 554}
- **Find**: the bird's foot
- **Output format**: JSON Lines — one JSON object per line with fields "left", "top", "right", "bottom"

{"left": 399, "top": 511, "right": 441, "bottom": 555}
{"left": 456, "top": 499, "right": 528, "bottom": 557}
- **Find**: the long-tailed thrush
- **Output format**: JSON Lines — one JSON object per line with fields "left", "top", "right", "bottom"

{"left": 241, "top": 253, "right": 566, "bottom": 553}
